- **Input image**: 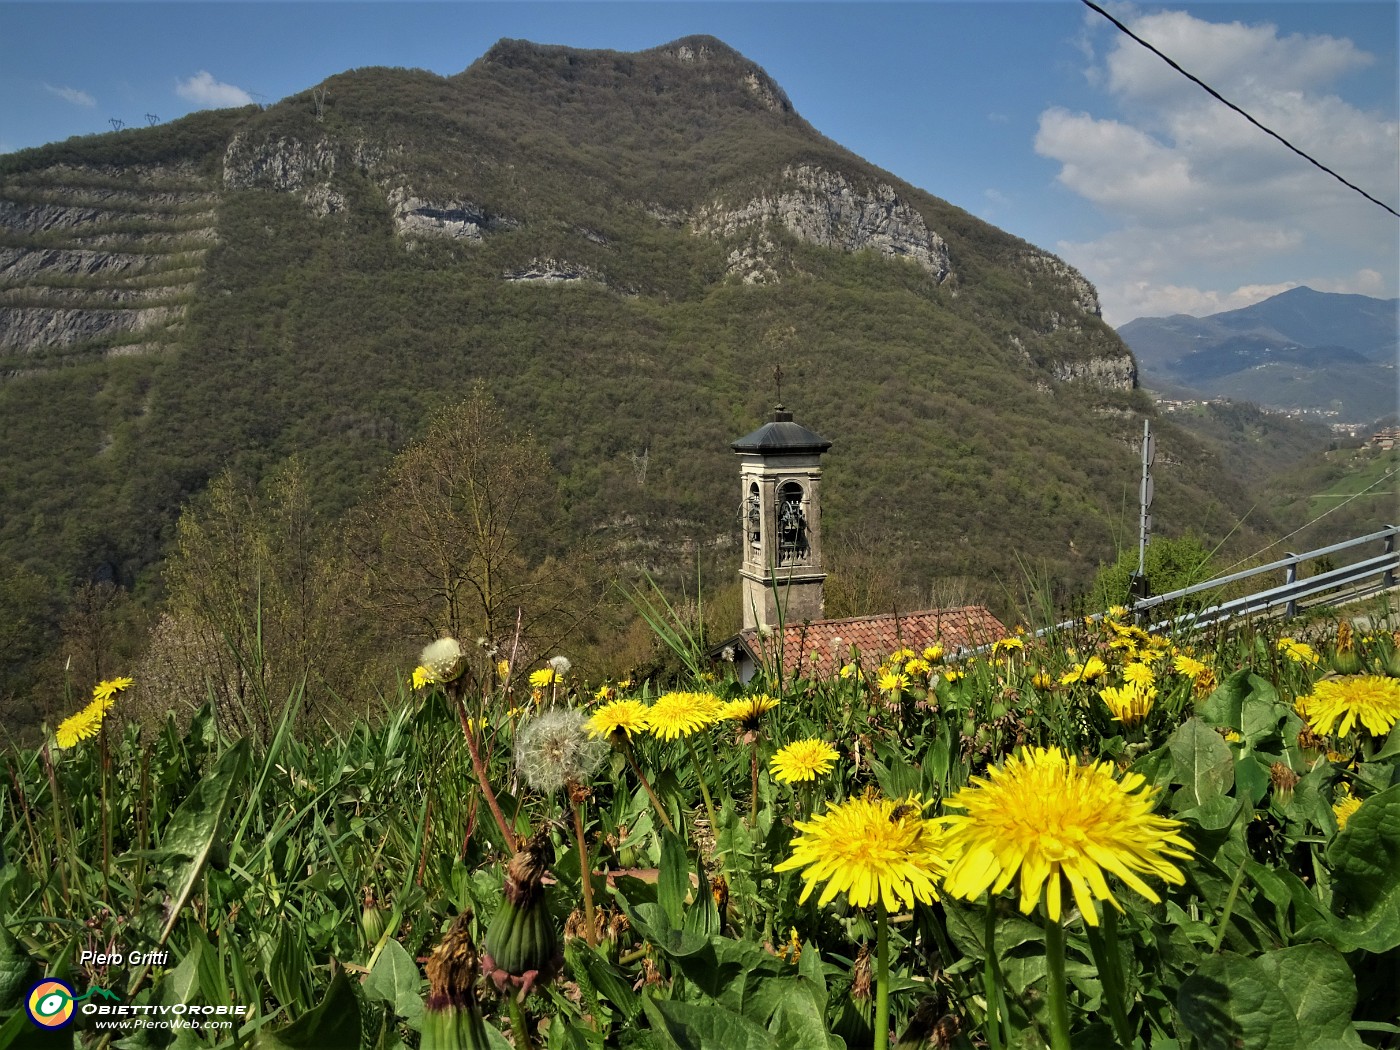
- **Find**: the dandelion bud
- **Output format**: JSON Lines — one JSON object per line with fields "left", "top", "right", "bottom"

{"left": 482, "top": 833, "right": 561, "bottom": 997}
{"left": 422, "top": 912, "right": 492, "bottom": 1050}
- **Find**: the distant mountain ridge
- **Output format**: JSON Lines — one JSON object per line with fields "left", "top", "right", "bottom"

{"left": 1118, "top": 287, "right": 1398, "bottom": 422}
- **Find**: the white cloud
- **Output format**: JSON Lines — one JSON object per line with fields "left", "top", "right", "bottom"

{"left": 44, "top": 84, "right": 95, "bottom": 108}
{"left": 1036, "top": 7, "right": 1398, "bottom": 324}
{"left": 176, "top": 71, "right": 253, "bottom": 108}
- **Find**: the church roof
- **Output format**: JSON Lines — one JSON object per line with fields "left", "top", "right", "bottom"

{"left": 727, "top": 605, "right": 1008, "bottom": 680}
{"left": 731, "top": 407, "right": 832, "bottom": 455}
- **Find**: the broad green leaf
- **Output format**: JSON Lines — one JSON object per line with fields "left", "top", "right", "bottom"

{"left": 1256, "top": 945, "right": 1362, "bottom": 1048}
{"left": 1178, "top": 946, "right": 1363, "bottom": 1050}
{"left": 768, "top": 982, "right": 845, "bottom": 1050}
{"left": 1320, "top": 783, "right": 1400, "bottom": 952}
{"left": 658, "top": 830, "right": 689, "bottom": 930}
{"left": 1168, "top": 718, "right": 1234, "bottom": 811}
{"left": 641, "top": 995, "right": 774, "bottom": 1050}
{"left": 1197, "top": 670, "right": 1253, "bottom": 730}
{"left": 362, "top": 938, "right": 425, "bottom": 1028}
{"left": 150, "top": 739, "right": 251, "bottom": 943}
{"left": 254, "top": 969, "right": 361, "bottom": 1050}
{"left": 1178, "top": 953, "right": 1300, "bottom": 1049}
{"left": 0, "top": 923, "right": 35, "bottom": 1011}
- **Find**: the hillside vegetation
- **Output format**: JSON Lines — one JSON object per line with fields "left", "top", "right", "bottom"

{"left": 0, "top": 36, "right": 1312, "bottom": 734}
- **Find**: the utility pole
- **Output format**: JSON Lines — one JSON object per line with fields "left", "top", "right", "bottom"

{"left": 1130, "top": 418, "right": 1153, "bottom": 610}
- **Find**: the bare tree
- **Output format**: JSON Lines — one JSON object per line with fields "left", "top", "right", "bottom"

{"left": 349, "top": 386, "right": 602, "bottom": 686}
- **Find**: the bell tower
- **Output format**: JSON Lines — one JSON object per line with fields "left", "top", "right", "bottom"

{"left": 732, "top": 406, "right": 832, "bottom": 630}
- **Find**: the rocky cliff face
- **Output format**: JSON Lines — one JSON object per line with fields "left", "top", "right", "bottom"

{"left": 693, "top": 165, "right": 953, "bottom": 284}
{"left": 0, "top": 165, "right": 215, "bottom": 363}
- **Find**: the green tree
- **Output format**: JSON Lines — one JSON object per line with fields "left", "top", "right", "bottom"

{"left": 1089, "top": 535, "right": 1215, "bottom": 612}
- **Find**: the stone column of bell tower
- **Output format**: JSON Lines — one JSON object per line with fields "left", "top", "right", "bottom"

{"left": 731, "top": 406, "right": 832, "bottom": 631}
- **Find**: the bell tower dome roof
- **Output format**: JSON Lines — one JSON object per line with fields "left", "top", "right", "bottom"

{"left": 730, "top": 405, "right": 832, "bottom": 455}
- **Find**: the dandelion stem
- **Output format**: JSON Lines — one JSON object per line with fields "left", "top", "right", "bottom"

{"left": 508, "top": 994, "right": 535, "bottom": 1050}
{"left": 1043, "top": 912, "right": 1072, "bottom": 1050}
{"left": 569, "top": 788, "right": 599, "bottom": 948}
{"left": 622, "top": 739, "right": 676, "bottom": 833}
{"left": 685, "top": 737, "right": 719, "bottom": 833}
{"left": 875, "top": 901, "right": 892, "bottom": 1050}
{"left": 749, "top": 740, "right": 760, "bottom": 826}
{"left": 984, "top": 898, "right": 1003, "bottom": 1050}
{"left": 454, "top": 688, "right": 517, "bottom": 852}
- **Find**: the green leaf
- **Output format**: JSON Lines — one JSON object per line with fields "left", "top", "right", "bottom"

{"left": 1177, "top": 946, "right": 1363, "bottom": 1050}
{"left": 362, "top": 938, "right": 425, "bottom": 1028}
{"left": 0, "top": 923, "right": 36, "bottom": 1011}
{"left": 658, "top": 830, "right": 689, "bottom": 930}
{"left": 1197, "top": 669, "right": 1253, "bottom": 730}
{"left": 1320, "top": 783, "right": 1400, "bottom": 952}
{"left": 1255, "top": 945, "right": 1362, "bottom": 1047}
{"left": 1177, "top": 953, "right": 1301, "bottom": 1049}
{"left": 149, "top": 739, "right": 250, "bottom": 944}
{"left": 254, "top": 969, "right": 362, "bottom": 1050}
{"left": 573, "top": 941, "right": 642, "bottom": 1022}
{"left": 641, "top": 995, "right": 774, "bottom": 1050}
{"left": 768, "top": 981, "right": 845, "bottom": 1050}
{"left": 1167, "top": 718, "right": 1234, "bottom": 812}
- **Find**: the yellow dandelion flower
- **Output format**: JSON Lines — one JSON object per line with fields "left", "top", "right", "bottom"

{"left": 55, "top": 703, "right": 106, "bottom": 749}
{"left": 940, "top": 746, "right": 1193, "bottom": 926}
{"left": 1277, "top": 638, "right": 1320, "bottom": 666}
{"left": 1300, "top": 675, "right": 1400, "bottom": 737}
{"left": 411, "top": 665, "right": 434, "bottom": 690}
{"left": 904, "top": 657, "right": 931, "bottom": 676}
{"left": 1173, "top": 653, "right": 1207, "bottom": 678}
{"left": 923, "top": 645, "right": 944, "bottom": 662}
{"left": 774, "top": 793, "right": 949, "bottom": 912}
{"left": 720, "top": 694, "right": 780, "bottom": 730}
{"left": 992, "top": 638, "right": 1024, "bottom": 656}
{"left": 1058, "top": 655, "right": 1109, "bottom": 685}
{"left": 91, "top": 676, "right": 133, "bottom": 703}
{"left": 1031, "top": 670, "right": 1054, "bottom": 690}
{"left": 769, "top": 739, "right": 840, "bottom": 783}
{"left": 1333, "top": 786, "right": 1363, "bottom": 830}
{"left": 646, "top": 691, "right": 724, "bottom": 740}
{"left": 594, "top": 683, "right": 617, "bottom": 702}
{"left": 877, "top": 670, "right": 909, "bottom": 693}
{"left": 1107, "top": 605, "right": 1129, "bottom": 619}
{"left": 1099, "top": 684, "right": 1156, "bottom": 727}
{"left": 529, "top": 667, "right": 558, "bottom": 688}
{"left": 890, "top": 647, "right": 917, "bottom": 663}
{"left": 943, "top": 669, "right": 966, "bottom": 683}
{"left": 1123, "top": 662, "right": 1155, "bottom": 689}
{"left": 587, "top": 698, "right": 650, "bottom": 740}
{"left": 839, "top": 662, "right": 860, "bottom": 680}
{"left": 496, "top": 659, "right": 511, "bottom": 680}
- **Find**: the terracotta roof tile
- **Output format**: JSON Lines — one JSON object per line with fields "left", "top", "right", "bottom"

{"left": 737, "top": 606, "right": 1007, "bottom": 680}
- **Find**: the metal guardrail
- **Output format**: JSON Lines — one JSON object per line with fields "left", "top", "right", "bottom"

{"left": 1134, "top": 525, "right": 1397, "bottom": 632}
{"left": 1025, "top": 526, "right": 1399, "bottom": 644}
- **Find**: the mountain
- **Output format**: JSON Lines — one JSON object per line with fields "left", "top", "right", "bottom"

{"left": 1118, "top": 287, "right": 1398, "bottom": 422}
{"left": 1, "top": 36, "right": 1280, "bottom": 709}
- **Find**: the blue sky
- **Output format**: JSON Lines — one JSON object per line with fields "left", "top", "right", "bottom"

{"left": 2, "top": 1, "right": 1396, "bottom": 324}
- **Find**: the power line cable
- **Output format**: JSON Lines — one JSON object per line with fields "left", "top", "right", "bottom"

{"left": 1079, "top": 0, "right": 1400, "bottom": 219}
{"left": 1219, "top": 464, "right": 1398, "bottom": 573}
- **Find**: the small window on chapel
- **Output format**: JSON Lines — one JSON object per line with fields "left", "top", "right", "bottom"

{"left": 746, "top": 483, "right": 761, "bottom": 548}
{"left": 777, "top": 482, "right": 807, "bottom": 565}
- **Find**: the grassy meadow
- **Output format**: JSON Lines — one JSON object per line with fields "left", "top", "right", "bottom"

{"left": 3, "top": 604, "right": 1400, "bottom": 1049}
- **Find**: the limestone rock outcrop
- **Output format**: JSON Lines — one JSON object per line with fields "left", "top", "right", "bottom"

{"left": 693, "top": 165, "right": 952, "bottom": 283}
